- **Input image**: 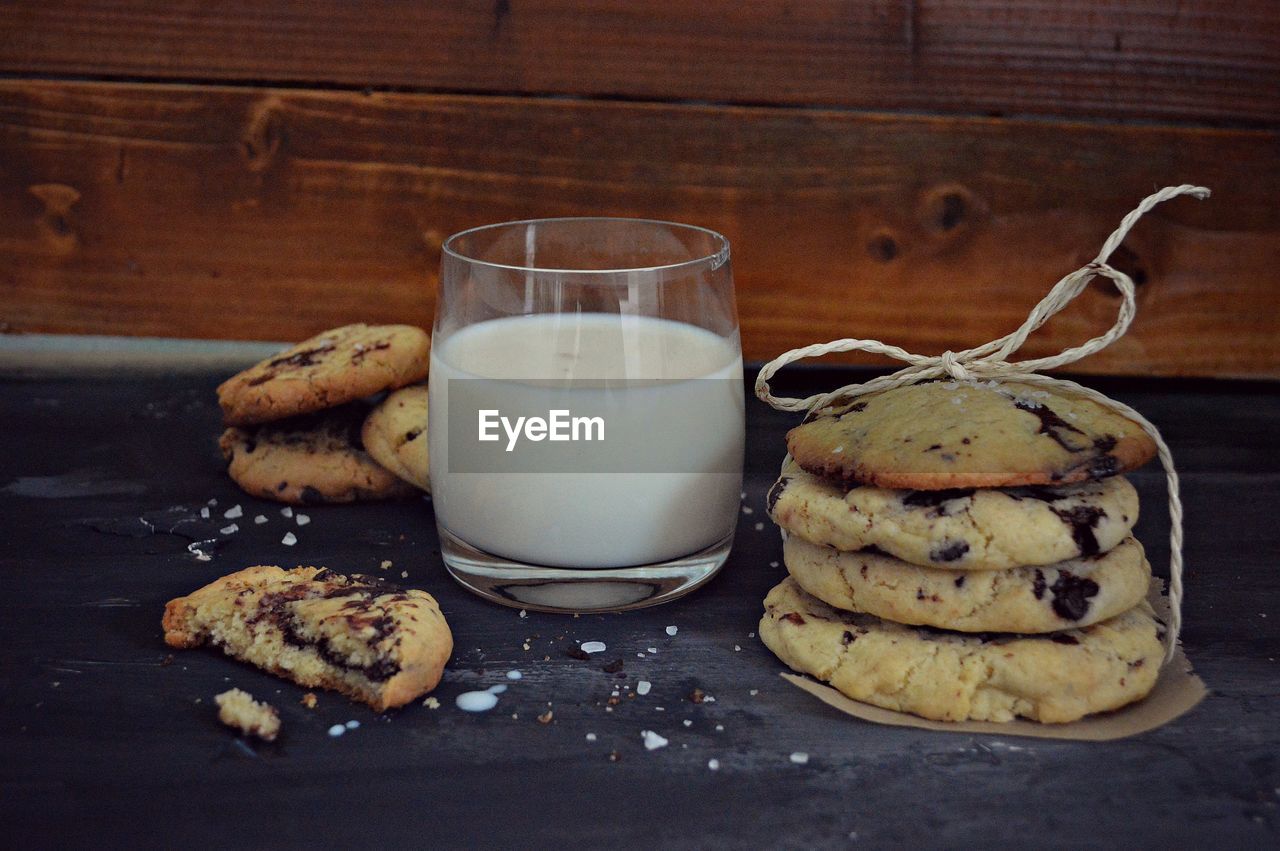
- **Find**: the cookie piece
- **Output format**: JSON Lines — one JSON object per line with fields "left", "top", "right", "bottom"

{"left": 787, "top": 380, "right": 1156, "bottom": 488}
{"left": 215, "top": 688, "right": 281, "bottom": 741}
{"left": 784, "top": 534, "right": 1151, "bottom": 633}
{"left": 164, "top": 566, "right": 452, "bottom": 711}
{"left": 219, "top": 405, "right": 418, "bottom": 504}
{"left": 361, "top": 385, "right": 430, "bottom": 492}
{"left": 759, "top": 577, "right": 1162, "bottom": 723}
{"left": 768, "top": 460, "right": 1138, "bottom": 570}
{"left": 218, "top": 324, "right": 430, "bottom": 426}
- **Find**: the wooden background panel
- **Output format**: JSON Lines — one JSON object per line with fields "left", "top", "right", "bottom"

{"left": 0, "top": 1, "right": 1277, "bottom": 125}
{"left": 1, "top": 81, "right": 1277, "bottom": 376}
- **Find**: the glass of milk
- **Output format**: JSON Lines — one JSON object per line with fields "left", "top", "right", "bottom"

{"left": 429, "top": 218, "right": 744, "bottom": 612}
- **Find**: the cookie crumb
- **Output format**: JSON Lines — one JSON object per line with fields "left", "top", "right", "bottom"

{"left": 641, "top": 730, "right": 669, "bottom": 750}
{"left": 537, "top": 710, "right": 554, "bottom": 724}
{"left": 689, "top": 688, "right": 706, "bottom": 704}
{"left": 300, "top": 692, "right": 317, "bottom": 709}
{"left": 400, "top": 571, "right": 408, "bottom": 579}
{"left": 160, "top": 654, "right": 174, "bottom": 667}
{"left": 380, "top": 559, "right": 392, "bottom": 570}
{"left": 423, "top": 696, "right": 440, "bottom": 709}
{"left": 281, "top": 532, "right": 297, "bottom": 546}
{"left": 608, "top": 750, "right": 621, "bottom": 762}
{"left": 215, "top": 688, "right": 280, "bottom": 742}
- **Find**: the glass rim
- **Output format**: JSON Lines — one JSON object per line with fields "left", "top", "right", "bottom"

{"left": 441, "top": 217, "right": 730, "bottom": 275}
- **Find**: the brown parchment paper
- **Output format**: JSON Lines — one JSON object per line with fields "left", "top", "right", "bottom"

{"left": 780, "top": 584, "right": 1207, "bottom": 741}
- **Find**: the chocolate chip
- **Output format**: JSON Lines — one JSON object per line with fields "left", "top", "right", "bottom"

{"left": 1049, "top": 572, "right": 1100, "bottom": 620}
{"left": 841, "top": 631, "right": 857, "bottom": 645}
{"left": 268, "top": 343, "right": 337, "bottom": 370}
{"left": 924, "top": 444, "right": 943, "bottom": 452}
{"left": 1052, "top": 505, "right": 1105, "bottom": 556}
{"left": 299, "top": 485, "right": 325, "bottom": 505}
{"left": 954, "top": 576, "right": 966, "bottom": 588}
{"left": 902, "top": 488, "right": 975, "bottom": 515}
{"left": 564, "top": 647, "right": 590, "bottom": 661}
{"left": 767, "top": 477, "right": 790, "bottom": 514}
{"left": 602, "top": 658, "right": 624, "bottom": 674}
{"left": 1033, "top": 569, "right": 1046, "bottom": 600}
{"left": 782, "top": 612, "right": 806, "bottom": 626}
{"left": 930, "top": 540, "right": 969, "bottom": 562}
{"left": 1013, "top": 399, "right": 1088, "bottom": 452}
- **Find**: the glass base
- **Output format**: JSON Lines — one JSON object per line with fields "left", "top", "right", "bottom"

{"left": 438, "top": 527, "right": 733, "bottom": 613}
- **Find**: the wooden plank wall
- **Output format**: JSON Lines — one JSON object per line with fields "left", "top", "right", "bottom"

{"left": 1, "top": 1, "right": 1278, "bottom": 376}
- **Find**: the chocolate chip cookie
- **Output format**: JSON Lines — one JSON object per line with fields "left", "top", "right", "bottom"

{"left": 768, "top": 459, "right": 1138, "bottom": 570}
{"left": 787, "top": 380, "right": 1156, "bottom": 489}
{"left": 759, "top": 576, "right": 1163, "bottom": 723}
{"left": 164, "top": 566, "right": 452, "bottom": 711}
{"left": 219, "top": 404, "right": 417, "bottom": 504}
{"left": 783, "top": 534, "right": 1151, "bottom": 633}
{"left": 361, "top": 385, "right": 430, "bottom": 492}
{"left": 218, "top": 324, "right": 430, "bottom": 426}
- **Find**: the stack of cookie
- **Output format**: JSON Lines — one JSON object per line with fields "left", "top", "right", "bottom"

{"left": 760, "top": 380, "right": 1167, "bottom": 724}
{"left": 217, "top": 323, "right": 433, "bottom": 504}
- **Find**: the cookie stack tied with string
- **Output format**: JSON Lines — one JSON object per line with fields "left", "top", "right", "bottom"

{"left": 217, "top": 323, "right": 433, "bottom": 504}
{"left": 756, "top": 185, "right": 1206, "bottom": 725}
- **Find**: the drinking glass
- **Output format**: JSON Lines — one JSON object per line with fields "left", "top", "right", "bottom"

{"left": 428, "top": 218, "right": 744, "bottom": 612}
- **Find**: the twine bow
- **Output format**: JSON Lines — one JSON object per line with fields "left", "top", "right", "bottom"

{"left": 756, "top": 184, "right": 1211, "bottom": 663}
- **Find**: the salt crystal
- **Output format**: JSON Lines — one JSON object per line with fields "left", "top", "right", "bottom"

{"left": 199, "top": 507, "right": 210, "bottom": 519}
{"left": 769, "top": 561, "right": 778, "bottom": 568}
{"left": 665, "top": 626, "right": 678, "bottom": 636}
{"left": 281, "top": 507, "right": 293, "bottom": 518}
{"left": 715, "top": 724, "right": 724, "bottom": 732}
{"left": 518, "top": 609, "right": 528, "bottom": 619}
{"left": 641, "top": 730, "right": 669, "bottom": 751}
{"left": 281, "top": 532, "right": 297, "bottom": 546}
{"left": 754, "top": 522, "right": 764, "bottom": 531}
{"left": 223, "top": 504, "right": 243, "bottom": 519}
{"left": 734, "top": 645, "right": 741, "bottom": 652}
{"left": 254, "top": 515, "right": 268, "bottom": 525}
{"left": 328, "top": 724, "right": 345, "bottom": 737}
{"left": 790, "top": 752, "right": 810, "bottom": 765}
{"left": 220, "top": 524, "right": 238, "bottom": 535}
{"left": 682, "top": 719, "right": 692, "bottom": 727}
{"left": 636, "top": 652, "right": 646, "bottom": 658}
{"left": 295, "top": 514, "right": 311, "bottom": 526}
{"left": 647, "top": 647, "right": 658, "bottom": 654}
{"left": 708, "top": 759, "right": 720, "bottom": 770}
{"left": 636, "top": 681, "right": 652, "bottom": 696}
{"left": 749, "top": 689, "right": 758, "bottom": 696}
{"left": 741, "top": 506, "right": 754, "bottom": 515}
{"left": 580, "top": 641, "right": 607, "bottom": 654}
{"left": 400, "top": 571, "right": 408, "bottom": 579}
{"left": 586, "top": 733, "right": 597, "bottom": 742}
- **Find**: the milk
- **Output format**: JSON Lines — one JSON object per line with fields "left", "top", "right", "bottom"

{"left": 429, "top": 314, "right": 744, "bottom": 568}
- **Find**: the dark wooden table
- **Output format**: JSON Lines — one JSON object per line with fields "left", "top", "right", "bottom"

{"left": 1, "top": 360, "right": 1277, "bottom": 848}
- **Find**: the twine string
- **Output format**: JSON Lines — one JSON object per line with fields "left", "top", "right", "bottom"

{"left": 755, "top": 184, "right": 1210, "bottom": 663}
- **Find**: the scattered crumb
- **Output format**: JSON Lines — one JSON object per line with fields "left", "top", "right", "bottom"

{"left": 641, "top": 730, "right": 669, "bottom": 751}
{"left": 423, "top": 696, "right": 441, "bottom": 709}
{"left": 215, "top": 688, "right": 280, "bottom": 742}
{"left": 223, "top": 504, "right": 243, "bottom": 520}
{"left": 537, "top": 710, "right": 554, "bottom": 724}
{"left": 380, "top": 560, "right": 392, "bottom": 570}
{"left": 281, "top": 532, "right": 297, "bottom": 546}
{"left": 160, "top": 654, "right": 174, "bottom": 667}
{"left": 400, "top": 571, "right": 408, "bottom": 579}
{"left": 300, "top": 693, "right": 317, "bottom": 709}
{"left": 608, "top": 750, "right": 621, "bottom": 762}
{"left": 689, "top": 688, "right": 706, "bottom": 704}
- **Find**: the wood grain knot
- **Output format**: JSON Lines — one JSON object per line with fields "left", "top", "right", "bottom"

{"left": 918, "top": 184, "right": 983, "bottom": 236}
{"left": 28, "top": 183, "right": 81, "bottom": 252}
{"left": 866, "top": 230, "right": 899, "bottom": 262}
{"left": 1104, "top": 244, "right": 1148, "bottom": 291}
{"left": 241, "top": 100, "right": 284, "bottom": 172}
